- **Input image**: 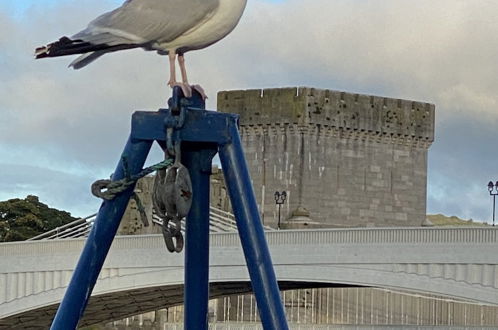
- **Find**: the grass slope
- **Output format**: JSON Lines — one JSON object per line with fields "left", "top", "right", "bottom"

{"left": 427, "top": 214, "right": 489, "bottom": 226}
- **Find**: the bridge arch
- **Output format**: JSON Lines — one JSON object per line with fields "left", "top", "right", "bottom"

{"left": 1, "top": 228, "right": 497, "bottom": 328}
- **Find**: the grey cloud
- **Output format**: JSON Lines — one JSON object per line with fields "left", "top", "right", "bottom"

{"left": 1, "top": 0, "right": 497, "bottom": 220}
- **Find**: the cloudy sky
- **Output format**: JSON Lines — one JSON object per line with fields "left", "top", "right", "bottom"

{"left": 1, "top": 0, "right": 497, "bottom": 222}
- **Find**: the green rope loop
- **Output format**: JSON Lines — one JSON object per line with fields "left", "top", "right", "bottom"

{"left": 91, "top": 159, "right": 174, "bottom": 201}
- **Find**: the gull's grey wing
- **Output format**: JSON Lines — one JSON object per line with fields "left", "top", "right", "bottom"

{"left": 73, "top": 0, "right": 220, "bottom": 47}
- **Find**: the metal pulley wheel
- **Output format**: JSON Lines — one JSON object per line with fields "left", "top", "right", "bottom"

{"left": 152, "top": 144, "right": 193, "bottom": 253}
{"left": 163, "top": 158, "right": 193, "bottom": 218}
{"left": 152, "top": 168, "right": 168, "bottom": 218}
{"left": 173, "top": 165, "right": 193, "bottom": 218}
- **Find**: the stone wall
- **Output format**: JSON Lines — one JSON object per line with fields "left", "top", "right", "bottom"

{"left": 218, "top": 87, "right": 435, "bottom": 228}
{"left": 210, "top": 165, "right": 232, "bottom": 212}
{"left": 118, "top": 176, "right": 162, "bottom": 235}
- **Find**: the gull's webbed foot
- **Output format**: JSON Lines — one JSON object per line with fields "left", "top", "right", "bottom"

{"left": 168, "top": 81, "right": 192, "bottom": 98}
{"left": 191, "top": 84, "right": 207, "bottom": 100}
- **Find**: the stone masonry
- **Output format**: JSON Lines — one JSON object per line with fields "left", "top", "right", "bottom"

{"left": 217, "top": 87, "right": 435, "bottom": 228}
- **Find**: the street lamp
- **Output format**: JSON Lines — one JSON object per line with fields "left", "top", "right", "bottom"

{"left": 488, "top": 181, "right": 498, "bottom": 226}
{"left": 274, "top": 191, "right": 287, "bottom": 230}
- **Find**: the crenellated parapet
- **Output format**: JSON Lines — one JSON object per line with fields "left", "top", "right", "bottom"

{"left": 218, "top": 87, "right": 435, "bottom": 148}
{"left": 217, "top": 87, "right": 435, "bottom": 228}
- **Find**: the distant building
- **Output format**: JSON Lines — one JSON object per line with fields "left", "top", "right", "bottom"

{"left": 218, "top": 87, "right": 435, "bottom": 228}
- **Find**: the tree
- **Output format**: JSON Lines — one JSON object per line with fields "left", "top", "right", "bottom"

{"left": 0, "top": 195, "right": 77, "bottom": 242}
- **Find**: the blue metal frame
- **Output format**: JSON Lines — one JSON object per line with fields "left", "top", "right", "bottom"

{"left": 51, "top": 137, "right": 152, "bottom": 330}
{"left": 50, "top": 87, "right": 288, "bottom": 330}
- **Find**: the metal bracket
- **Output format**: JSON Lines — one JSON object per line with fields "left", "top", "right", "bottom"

{"left": 131, "top": 87, "right": 236, "bottom": 146}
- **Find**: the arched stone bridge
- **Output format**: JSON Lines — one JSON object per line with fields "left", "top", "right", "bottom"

{"left": 1, "top": 227, "right": 497, "bottom": 329}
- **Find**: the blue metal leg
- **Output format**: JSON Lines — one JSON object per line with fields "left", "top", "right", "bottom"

{"left": 50, "top": 137, "right": 152, "bottom": 330}
{"left": 182, "top": 143, "right": 217, "bottom": 330}
{"left": 219, "top": 124, "right": 289, "bottom": 330}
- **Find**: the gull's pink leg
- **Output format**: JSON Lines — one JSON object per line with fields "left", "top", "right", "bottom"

{"left": 178, "top": 54, "right": 207, "bottom": 100}
{"left": 168, "top": 51, "right": 192, "bottom": 97}
{"left": 167, "top": 52, "right": 177, "bottom": 87}
{"left": 167, "top": 51, "right": 191, "bottom": 97}
{"left": 178, "top": 54, "right": 189, "bottom": 86}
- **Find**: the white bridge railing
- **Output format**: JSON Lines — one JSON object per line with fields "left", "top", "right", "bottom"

{"left": 28, "top": 206, "right": 274, "bottom": 241}
{"left": 27, "top": 213, "right": 97, "bottom": 241}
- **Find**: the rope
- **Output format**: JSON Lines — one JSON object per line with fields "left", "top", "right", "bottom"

{"left": 132, "top": 193, "right": 149, "bottom": 227}
{"left": 91, "top": 159, "right": 174, "bottom": 201}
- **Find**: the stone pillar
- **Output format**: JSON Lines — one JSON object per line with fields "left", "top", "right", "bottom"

{"left": 153, "top": 309, "right": 169, "bottom": 328}
{"left": 218, "top": 87, "right": 435, "bottom": 228}
{"left": 118, "top": 176, "right": 162, "bottom": 235}
{"left": 210, "top": 165, "right": 232, "bottom": 213}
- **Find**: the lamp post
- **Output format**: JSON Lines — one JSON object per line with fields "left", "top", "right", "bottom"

{"left": 488, "top": 181, "right": 498, "bottom": 226}
{"left": 274, "top": 191, "right": 287, "bottom": 230}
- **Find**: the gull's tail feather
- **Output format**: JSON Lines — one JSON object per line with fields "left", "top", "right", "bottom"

{"left": 35, "top": 36, "right": 140, "bottom": 69}
{"left": 69, "top": 51, "right": 107, "bottom": 70}
{"left": 35, "top": 36, "right": 115, "bottom": 59}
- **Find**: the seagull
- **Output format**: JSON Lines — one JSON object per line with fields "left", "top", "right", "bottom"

{"left": 35, "top": 0, "right": 248, "bottom": 98}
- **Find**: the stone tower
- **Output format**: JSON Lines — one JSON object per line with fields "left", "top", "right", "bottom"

{"left": 217, "top": 87, "right": 435, "bottom": 228}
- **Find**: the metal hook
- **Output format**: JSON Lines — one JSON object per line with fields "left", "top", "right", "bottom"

{"left": 161, "top": 218, "right": 184, "bottom": 253}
